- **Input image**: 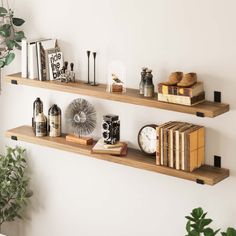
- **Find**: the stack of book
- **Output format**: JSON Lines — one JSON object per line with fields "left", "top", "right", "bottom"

{"left": 157, "top": 121, "right": 205, "bottom": 172}
{"left": 21, "top": 38, "right": 61, "bottom": 81}
{"left": 157, "top": 82, "right": 205, "bottom": 106}
{"left": 92, "top": 139, "right": 128, "bottom": 156}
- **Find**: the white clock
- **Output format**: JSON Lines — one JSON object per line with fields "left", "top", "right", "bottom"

{"left": 138, "top": 124, "right": 158, "bottom": 155}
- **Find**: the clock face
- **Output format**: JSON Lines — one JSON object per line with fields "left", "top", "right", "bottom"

{"left": 138, "top": 125, "right": 158, "bottom": 155}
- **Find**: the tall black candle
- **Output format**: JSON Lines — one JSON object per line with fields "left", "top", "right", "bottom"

{"left": 85, "top": 50, "right": 91, "bottom": 84}
{"left": 90, "top": 52, "right": 99, "bottom": 86}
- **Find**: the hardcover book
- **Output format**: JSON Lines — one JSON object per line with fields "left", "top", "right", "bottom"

{"left": 48, "top": 51, "right": 64, "bottom": 80}
{"left": 157, "top": 92, "right": 205, "bottom": 106}
{"left": 92, "top": 139, "right": 127, "bottom": 156}
{"left": 168, "top": 122, "right": 187, "bottom": 168}
{"left": 157, "top": 82, "right": 204, "bottom": 97}
{"left": 157, "top": 121, "right": 174, "bottom": 166}
{"left": 36, "top": 39, "right": 58, "bottom": 81}
{"left": 183, "top": 125, "right": 205, "bottom": 172}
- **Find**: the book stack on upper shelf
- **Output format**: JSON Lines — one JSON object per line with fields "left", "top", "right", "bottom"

{"left": 157, "top": 121, "right": 205, "bottom": 172}
{"left": 157, "top": 72, "right": 205, "bottom": 106}
{"left": 21, "top": 38, "right": 61, "bottom": 81}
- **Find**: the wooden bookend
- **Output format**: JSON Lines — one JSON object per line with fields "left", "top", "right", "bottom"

{"left": 66, "top": 134, "right": 93, "bottom": 145}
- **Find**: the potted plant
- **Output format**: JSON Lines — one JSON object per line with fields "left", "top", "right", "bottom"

{"left": 0, "top": 146, "right": 32, "bottom": 235}
{"left": 185, "top": 207, "right": 236, "bottom": 236}
{"left": 0, "top": 2, "right": 25, "bottom": 91}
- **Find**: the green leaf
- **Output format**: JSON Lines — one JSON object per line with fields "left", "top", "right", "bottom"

{"left": 0, "top": 7, "right": 7, "bottom": 17}
{"left": 191, "top": 208, "right": 204, "bottom": 219}
{"left": 14, "top": 31, "right": 25, "bottom": 42}
{"left": 222, "top": 228, "right": 236, "bottom": 236}
{"left": 189, "top": 230, "right": 199, "bottom": 236}
{"left": 201, "top": 219, "right": 213, "bottom": 229}
{"left": 186, "top": 216, "right": 197, "bottom": 222}
{"left": 25, "top": 190, "right": 33, "bottom": 198}
{"left": 6, "top": 40, "right": 15, "bottom": 50}
{"left": 204, "top": 228, "right": 214, "bottom": 236}
{"left": 0, "top": 60, "right": 5, "bottom": 68}
{"left": 0, "top": 24, "right": 11, "bottom": 37}
{"left": 214, "top": 229, "right": 220, "bottom": 236}
{"left": 186, "top": 221, "right": 191, "bottom": 233}
{"left": 5, "top": 53, "right": 15, "bottom": 65}
{"left": 13, "top": 18, "right": 25, "bottom": 27}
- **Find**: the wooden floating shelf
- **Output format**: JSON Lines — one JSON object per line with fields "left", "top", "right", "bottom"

{"left": 6, "top": 126, "right": 229, "bottom": 186}
{"left": 6, "top": 73, "right": 230, "bottom": 118}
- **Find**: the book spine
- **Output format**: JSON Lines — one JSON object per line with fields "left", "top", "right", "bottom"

{"left": 197, "top": 127, "right": 205, "bottom": 167}
{"left": 163, "top": 126, "right": 168, "bottom": 166}
{"left": 160, "top": 127, "right": 164, "bottom": 165}
{"left": 175, "top": 130, "right": 180, "bottom": 170}
{"left": 156, "top": 127, "right": 160, "bottom": 165}
{"left": 36, "top": 42, "right": 42, "bottom": 81}
{"left": 21, "top": 39, "right": 28, "bottom": 78}
{"left": 181, "top": 132, "right": 185, "bottom": 171}
{"left": 169, "top": 128, "right": 174, "bottom": 168}
{"left": 189, "top": 130, "right": 198, "bottom": 172}
{"left": 28, "top": 43, "right": 39, "bottom": 80}
{"left": 157, "top": 92, "right": 205, "bottom": 106}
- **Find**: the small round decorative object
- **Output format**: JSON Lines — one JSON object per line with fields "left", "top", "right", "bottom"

{"left": 138, "top": 124, "right": 158, "bottom": 156}
{"left": 65, "top": 98, "right": 96, "bottom": 137}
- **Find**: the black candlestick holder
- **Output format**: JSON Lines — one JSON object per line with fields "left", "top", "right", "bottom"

{"left": 85, "top": 50, "right": 91, "bottom": 84}
{"left": 90, "top": 52, "right": 99, "bottom": 86}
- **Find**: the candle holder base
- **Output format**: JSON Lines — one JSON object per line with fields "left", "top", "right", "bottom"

{"left": 90, "top": 82, "right": 99, "bottom": 86}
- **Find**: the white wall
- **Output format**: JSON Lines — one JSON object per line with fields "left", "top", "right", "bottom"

{"left": 0, "top": 0, "right": 236, "bottom": 235}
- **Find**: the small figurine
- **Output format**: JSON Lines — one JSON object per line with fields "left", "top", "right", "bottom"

{"left": 59, "top": 61, "right": 76, "bottom": 83}
{"left": 144, "top": 69, "right": 155, "bottom": 98}
{"left": 70, "top": 63, "right": 75, "bottom": 82}
{"left": 111, "top": 74, "right": 124, "bottom": 92}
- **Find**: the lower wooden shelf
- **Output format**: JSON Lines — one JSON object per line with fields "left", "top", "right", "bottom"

{"left": 5, "top": 126, "right": 229, "bottom": 186}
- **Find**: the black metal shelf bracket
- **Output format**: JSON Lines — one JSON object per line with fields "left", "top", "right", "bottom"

{"left": 11, "top": 136, "right": 18, "bottom": 141}
{"left": 196, "top": 179, "right": 205, "bottom": 185}
{"left": 214, "top": 91, "right": 221, "bottom": 103}
{"left": 196, "top": 112, "right": 205, "bottom": 117}
{"left": 214, "top": 155, "right": 221, "bottom": 168}
{"left": 11, "top": 80, "right": 18, "bottom": 85}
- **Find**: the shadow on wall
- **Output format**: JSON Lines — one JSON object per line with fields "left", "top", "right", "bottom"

{"left": 202, "top": 73, "right": 235, "bottom": 109}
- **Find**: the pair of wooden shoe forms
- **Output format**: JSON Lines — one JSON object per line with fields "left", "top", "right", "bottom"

{"left": 163, "top": 72, "right": 197, "bottom": 87}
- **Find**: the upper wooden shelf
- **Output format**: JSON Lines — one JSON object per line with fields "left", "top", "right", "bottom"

{"left": 6, "top": 73, "right": 229, "bottom": 118}
{"left": 6, "top": 126, "right": 229, "bottom": 185}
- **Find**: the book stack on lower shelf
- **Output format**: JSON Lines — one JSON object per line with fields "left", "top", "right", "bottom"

{"left": 157, "top": 82, "right": 205, "bottom": 106}
{"left": 92, "top": 138, "right": 128, "bottom": 156}
{"left": 157, "top": 121, "right": 205, "bottom": 172}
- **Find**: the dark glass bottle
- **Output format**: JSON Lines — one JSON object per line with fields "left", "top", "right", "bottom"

{"left": 33, "top": 98, "right": 43, "bottom": 132}
{"left": 144, "top": 69, "right": 155, "bottom": 98}
{"left": 139, "top": 67, "right": 148, "bottom": 95}
{"left": 48, "top": 104, "right": 61, "bottom": 137}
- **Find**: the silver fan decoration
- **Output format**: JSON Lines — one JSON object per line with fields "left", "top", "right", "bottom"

{"left": 66, "top": 98, "right": 96, "bottom": 137}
